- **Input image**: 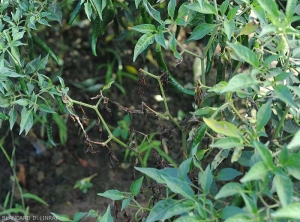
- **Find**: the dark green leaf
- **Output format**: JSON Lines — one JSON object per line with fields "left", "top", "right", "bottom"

{"left": 19, "top": 107, "right": 33, "bottom": 135}
{"left": 130, "top": 176, "right": 144, "bottom": 196}
{"left": 161, "top": 175, "right": 194, "bottom": 200}
{"left": 220, "top": 206, "right": 245, "bottom": 219}
{"left": 133, "top": 33, "right": 155, "bottom": 61}
{"left": 215, "top": 182, "right": 244, "bottom": 199}
{"left": 155, "top": 31, "right": 167, "bottom": 49}
{"left": 168, "top": 0, "right": 176, "bottom": 19}
{"left": 257, "top": 0, "right": 279, "bottom": 20}
{"left": 8, "top": 109, "right": 17, "bottom": 130}
{"left": 178, "top": 158, "right": 192, "bottom": 180}
{"left": 199, "top": 165, "right": 213, "bottom": 194}
{"left": 224, "top": 20, "right": 235, "bottom": 41}
{"left": 227, "top": 42, "right": 259, "bottom": 67}
{"left": 39, "top": 104, "right": 56, "bottom": 113}
{"left": 256, "top": 100, "right": 272, "bottom": 131}
{"left": 146, "top": 199, "right": 193, "bottom": 222}
{"left": 216, "top": 168, "right": 243, "bottom": 181}
{"left": 187, "top": 23, "right": 217, "bottom": 42}
{"left": 91, "top": 0, "right": 106, "bottom": 20}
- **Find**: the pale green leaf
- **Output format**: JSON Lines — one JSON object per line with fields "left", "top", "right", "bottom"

{"left": 287, "top": 130, "right": 300, "bottom": 150}
{"left": 271, "top": 202, "right": 300, "bottom": 219}
{"left": 185, "top": 2, "right": 217, "bottom": 15}
{"left": 224, "top": 20, "right": 235, "bottom": 41}
{"left": 286, "top": 0, "right": 297, "bottom": 21}
{"left": 168, "top": 0, "right": 176, "bottom": 19}
{"left": 84, "top": 2, "right": 92, "bottom": 21}
{"left": 210, "top": 137, "right": 243, "bottom": 149}
{"left": 50, "top": 212, "right": 71, "bottom": 221}
{"left": 99, "top": 205, "right": 113, "bottom": 222}
{"left": 274, "top": 173, "right": 293, "bottom": 207}
{"left": 203, "top": 117, "right": 242, "bottom": 139}
{"left": 23, "top": 193, "right": 48, "bottom": 206}
{"left": 257, "top": 0, "right": 279, "bottom": 21}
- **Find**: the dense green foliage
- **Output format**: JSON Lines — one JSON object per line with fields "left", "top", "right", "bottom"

{"left": 1, "top": 0, "right": 300, "bottom": 221}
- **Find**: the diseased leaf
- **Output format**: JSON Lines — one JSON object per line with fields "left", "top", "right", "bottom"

{"left": 203, "top": 118, "right": 242, "bottom": 139}
{"left": 133, "top": 33, "right": 155, "bottom": 61}
{"left": 238, "top": 23, "right": 258, "bottom": 36}
{"left": 227, "top": 42, "right": 259, "bottom": 67}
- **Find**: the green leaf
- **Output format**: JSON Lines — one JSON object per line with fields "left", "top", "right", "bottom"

{"left": 173, "top": 215, "right": 201, "bottom": 222}
{"left": 102, "top": 80, "right": 115, "bottom": 91}
{"left": 256, "top": 100, "right": 272, "bottom": 131}
{"left": 121, "top": 198, "right": 131, "bottom": 211}
{"left": 227, "top": 6, "right": 239, "bottom": 20}
{"left": 252, "top": 5, "right": 267, "bottom": 25}
{"left": 130, "top": 176, "right": 144, "bottom": 196}
{"left": 207, "top": 81, "right": 228, "bottom": 93}
{"left": 99, "top": 205, "right": 113, "bottom": 222}
{"left": 227, "top": 42, "right": 259, "bottom": 67}
{"left": 161, "top": 175, "right": 194, "bottom": 200}
{"left": 178, "top": 158, "right": 192, "bottom": 180}
{"left": 220, "top": 0, "right": 229, "bottom": 15}
{"left": 97, "top": 190, "right": 125, "bottom": 200}
{"left": 203, "top": 117, "right": 242, "bottom": 139}
{"left": 168, "top": 0, "right": 176, "bottom": 19}
{"left": 91, "top": 0, "right": 106, "bottom": 20}
{"left": 84, "top": 2, "right": 92, "bottom": 21}
{"left": 143, "top": 1, "right": 162, "bottom": 24}
{"left": 50, "top": 212, "right": 71, "bottom": 221}
{"left": 216, "top": 168, "right": 243, "bottom": 181}
{"left": 185, "top": 2, "right": 217, "bottom": 15}
{"left": 210, "top": 137, "right": 243, "bottom": 149}
{"left": 199, "top": 165, "right": 213, "bottom": 194}
{"left": 215, "top": 182, "right": 244, "bottom": 199}
{"left": 131, "top": 24, "right": 156, "bottom": 33}
{"left": 286, "top": 0, "right": 297, "bottom": 21}
{"left": 271, "top": 202, "right": 300, "bottom": 219}
{"left": 220, "top": 206, "right": 245, "bottom": 219}
{"left": 221, "top": 73, "right": 257, "bottom": 93}
{"left": 73, "top": 212, "right": 87, "bottom": 222}
{"left": 287, "top": 130, "right": 300, "bottom": 150}
{"left": 19, "top": 107, "right": 33, "bottom": 135}
{"left": 187, "top": 23, "right": 217, "bottom": 42}
{"left": 257, "top": 0, "right": 279, "bottom": 22}
{"left": 155, "top": 30, "right": 167, "bottom": 49}
{"left": 238, "top": 23, "right": 258, "bottom": 36}
{"left": 253, "top": 141, "right": 273, "bottom": 166}
{"left": 134, "top": 167, "right": 166, "bottom": 183}
{"left": 13, "top": 99, "right": 29, "bottom": 106}
{"left": 223, "top": 20, "right": 235, "bottom": 41}
{"left": 39, "top": 104, "right": 56, "bottom": 113}
{"left": 274, "top": 173, "right": 293, "bottom": 207}
{"left": 146, "top": 199, "right": 193, "bottom": 222}
{"left": 133, "top": 33, "right": 155, "bottom": 61}
{"left": 22, "top": 193, "right": 48, "bottom": 206}
{"left": 274, "top": 84, "right": 298, "bottom": 108}
{"left": 240, "top": 161, "right": 268, "bottom": 182}
{"left": 8, "top": 109, "right": 17, "bottom": 130}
